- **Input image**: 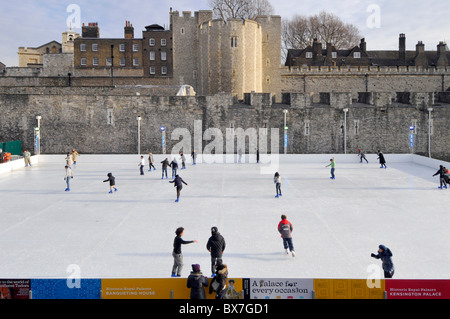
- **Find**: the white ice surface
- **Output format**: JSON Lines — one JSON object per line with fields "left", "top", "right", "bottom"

{"left": 0, "top": 154, "right": 449, "bottom": 280}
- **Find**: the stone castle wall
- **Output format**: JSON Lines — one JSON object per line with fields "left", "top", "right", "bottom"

{"left": 0, "top": 87, "right": 449, "bottom": 161}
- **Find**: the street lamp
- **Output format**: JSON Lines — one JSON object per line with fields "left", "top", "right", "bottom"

{"left": 409, "top": 125, "right": 415, "bottom": 154}
{"left": 35, "top": 115, "right": 41, "bottom": 155}
{"left": 136, "top": 116, "right": 141, "bottom": 155}
{"left": 160, "top": 126, "right": 166, "bottom": 155}
{"left": 427, "top": 108, "right": 433, "bottom": 158}
{"left": 283, "top": 110, "right": 288, "bottom": 154}
{"left": 343, "top": 108, "right": 348, "bottom": 154}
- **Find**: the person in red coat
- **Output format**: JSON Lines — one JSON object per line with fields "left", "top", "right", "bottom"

{"left": 278, "top": 215, "right": 295, "bottom": 257}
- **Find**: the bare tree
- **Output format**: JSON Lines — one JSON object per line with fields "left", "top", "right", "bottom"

{"left": 209, "top": 0, "right": 274, "bottom": 20}
{"left": 282, "top": 11, "right": 362, "bottom": 61}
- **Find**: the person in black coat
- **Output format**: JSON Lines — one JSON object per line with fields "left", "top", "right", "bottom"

{"left": 187, "top": 264, "right": 208, "bottom": 299}
{"left": 371, "top": 244, "right": 394, "bottom": 278}
{"left": 377, "top": 150, "right": 387, "bottom": 169}
{"left": 206, "top": 226, "right": 226, "bottom": 276}
{"left": 169, "top": 174, "right": 188, "bottom": 202}
{"left": 103, "top": 172, "right": 117, "bottom": 193}
{"left": 433, "top": 165, "right": 448, "bottom": 189}
{"left": 161, "top": 158, "right": 170, "bottom": 179}
{"left": 209, "top": 261, "right": 228, "bottom": 299}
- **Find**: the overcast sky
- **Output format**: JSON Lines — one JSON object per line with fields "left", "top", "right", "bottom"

{"left": 1, "top": 0, "right": 448, "bottom": 67}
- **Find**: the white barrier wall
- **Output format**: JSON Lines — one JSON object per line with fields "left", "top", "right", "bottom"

{"left": 0, "top": 156, "right": 38, "bottom": 175}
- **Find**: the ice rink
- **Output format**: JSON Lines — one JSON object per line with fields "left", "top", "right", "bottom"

{"left": 0, "top": 153, "right": 449, "bottom": 280}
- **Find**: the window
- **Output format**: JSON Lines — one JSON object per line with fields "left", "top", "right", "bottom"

{"left": 161, "top": 51, "right": 167, "bottom": 61}
{"left": 92, "top": 43, "right": 98, "bottom": 52}
{"left": 332, "top": 52, "right": 337, "bottom": 59}
{"left": 80, "top": 58, "right": 87, "bottom": 66}
{"left": 266, "top": 76, "right": 270, "bottom": 85}
{"left": 119, "top": 58, "right": 125, "bottom": 66}
{"left": 229, "top": 121, "right": 235, "bottom": 135}
{"left": 149, "top": 38, "right": 155, "bottom": 46}
{"left": 150, "top": 51, "right": 155, "bottom": 60}
{"left": 161, "top": 66, "right": 167, "bottom": 75}
{"left": 80, "top": 43, "right": 86, "bottom": 51}
{"left": 133, "top": 44, "right": 139, "bottom": 52}
{"left": 133, "top": 58, "right": 139, "bottom": 66}
{"left": 306, "top": 52, "right": 313, "bottom": 59}
{"left": 161, "top": 39, "right": 166, "bottom": 46}
{"left": 107, "top": 109, "right": 114, "bottom": 125}
{"left": 262, "top": 121, "right": 268, "bottom": 136}
{"left": 304, "top": 120, "right": 310, "bottom": 136}
{"left": 353, "top": 120, "right": 360, "bottom": 135}
{"left": 231, "top": 37, "right": 238, "bottom": 47}
{"left": 93, "top": 57, "right": 99, "bottom": 66}
{"left": 119, "top": 44, "right": 125, "bottom": 52}
{"left": 106, "top": 58, "right": 112, "bottom": 66}
{"left": 411, "top": 120, "right": 417, "bottom": 134}
{"left": 150, "top": 66, "right": 156, "bottom": 74}
{"left": 180, "top": 28, "right": 185, "bottom": 34}
{"left": 353, "top": 52, "right": 361, "bottom": 58}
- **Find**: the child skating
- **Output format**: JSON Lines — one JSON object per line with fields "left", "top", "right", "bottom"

{"left": 138, "top": 155, "right": 145, "bottom": 175}
{"left": 357, "top": 149, "right": 368, "bottom": 163}
{"left": 277, "top": 214, "right": 295, "bottom": 257}
{"left": 103, "top": 172, "right": 118, "bottom": 193}
{"left": 169, "top": 174, "right": 188, "bottom": 202}
{"left": 274, "top": 172, "right": 282, "bottom": 198}
{"left": 325, "top": 157, "right": 336, "bottom": 179}
{"left": 64, "top": 165, "right": 73, "bottom": 191}
{"left": 433, "top": 165, "right": 448, "bottom": 189}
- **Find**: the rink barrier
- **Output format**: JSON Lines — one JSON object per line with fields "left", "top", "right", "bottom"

{"left": 1, "top": 278, "right": 449, "bottom": 299}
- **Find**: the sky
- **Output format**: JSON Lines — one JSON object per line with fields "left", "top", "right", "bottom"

{"left": 0, "top": 0, "right": 449, "bottom": 67}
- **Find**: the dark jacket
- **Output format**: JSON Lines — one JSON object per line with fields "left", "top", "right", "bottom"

{"left": 206, "top": 232, "right": 226, "bottom": 258}
{"left": 170, "top": 175, "right": 188, "bottom": 188}
{"left": 433, "top": 166, "right": 446, "bottom": 178}
{"left": 209, "top": 264, "right": 228, "bottom": 297}
{"left": 103, "top": 173, "right": 115, "bottom": 186}
{"left": 170, "top": 160, "right": 178, "bottom": 169}
{"left": 377, "top": 152, "right": 386, "bottom": 164}
{"left": 371, "top": 245, "right": 394, "bottom": 273}
{"left": 187, "top": 272, "right": 209, "bottom": 299}
{"left": 173, "top": 235, "right": 194, "bottom": 254}
{"left": 161, "top": 159, "right": 170, "bottom": 169}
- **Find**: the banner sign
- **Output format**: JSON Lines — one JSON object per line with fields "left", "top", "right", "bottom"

{"left": 385, "top": 280, "right": 450, "bottom": 299}
{"left": 0, "top": 279, "right": 31, "bottom": 299}
{"left": 243, "top": 278, "right": 313, "bottom": 299}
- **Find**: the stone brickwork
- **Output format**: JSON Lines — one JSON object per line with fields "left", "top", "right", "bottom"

{"left": 0, "top": 87, "right": 449, "bottom": 161}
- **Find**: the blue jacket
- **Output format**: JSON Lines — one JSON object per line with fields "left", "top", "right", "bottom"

{"left": 372, "top": 245, "right": 394, "bottom": 272}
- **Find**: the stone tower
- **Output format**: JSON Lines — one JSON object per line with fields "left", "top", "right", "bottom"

{"left": 62, "top": 27, "right": 80, "bottom": 53}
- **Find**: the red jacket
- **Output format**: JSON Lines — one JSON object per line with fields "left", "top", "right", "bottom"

{"left": 278, "top": 219, "right": 293, "bottom": 238}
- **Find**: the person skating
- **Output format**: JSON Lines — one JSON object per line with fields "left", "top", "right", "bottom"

{"left": 180, "top": 151, "right": 186, "bottom": 169}
{"left": 64, "top": 165, "right": 73, "bottom": 191}
{"left": 148, "top": 152, "right": 156, "bottom": 171}
{"left": 65, "top": 152, "right": 73, "bottom": 168}
{"left": 138, "top": 155, "right": 145, "bottom": 175}
{"left": 161, "top": 158, "right": 169, "bottom": 179}
{"left": 103, "top": 172, "right": 117, "bottom": 193}
{"left": 377, "top": 150, "right": 387, "bottom": 169}
{"left": 170, "top": 158, "right": 179, "bottom": 178}
{"left": 357, "top": 149, "right": 368, "bottom": 163}
{"left": 23, "top": 150, "right": 32, "bottom": 167}
{"left": 191, "top": 149, "right": 197, "bottom": 165}
{"left": 274, "top": 172, "right": 282, "bottom": 198}
{"left": 172, "top": 227, "right": 198, "bottom": 277}
{"left": 256, "top": 148, "right": 260, "bottom": 164}
{"left": 169, "top": 174, "right": 188, "bottom": 202}
{"left": 187, "top": 264, "right": 208, "bottom": 299}
{"left": 433, "top": 165, "right": 448, "bottom": 189}
{"left": 72, "top": 149, "right": 80, "bottom": 165}
{"left": 371, "top": 245, "right": 394, "bottom": 278}
{"left": 278, "top": 215, "right": 295, "bottom": 257}
{"left": 325, "top": 157, "right": 336, "bottom": 179}
{"left": 206, "top": 226, "right": 226, "bottom": 276}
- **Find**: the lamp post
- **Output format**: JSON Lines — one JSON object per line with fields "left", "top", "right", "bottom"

{"left": 343, "top": 108, "right": 348, "bottom": 154}
{"left": 409, "top": 125, "right": 415, "bottom": 154}
{"left": 283, "top": 110, "right": 288, "bottom": 154}
{"left": 160, "top": 126, "right": 166, "bottom": 154}
{"left": 427, "top": 108, "right": 433, "bottom": 158}
{"left": 136, "top": 116, "right": 141, "bottom": 155}
{"left": 35, "top": 115, "right": 41, "bottom": 155}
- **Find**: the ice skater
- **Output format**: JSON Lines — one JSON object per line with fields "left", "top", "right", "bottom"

{"left": 256, "top": 148, "right": 260, "bottom": 164}
{"left": 103, "top": 172, "right": 117, "bottom": 193}
{"left": 23, "top": 150, "right": 32, "bottom": 167}
{"left": 371, "top": 244, "right": 394, "bottom": 278}
{"left": 433, "top": 165, "right": 448, "bottom": 189}
{"left": 209, "top": 261, "right": 228, "bottom": 299}
{"left": 357, "top": 149, "right": 368, "bottom": 163}
{"left": 377, "top": 150, "right": 387, "bottom": 169}
{"left": 180, "top": 151, "right": 186, "bottom": 169}
{"left": 138, "top": 155, "right": 145, "bottom": 175}
{"left": 65, "top": 152, "right": 73, "bottom": 168}
{"left": 161, "top": 158, "right": 169, "bottom": 179}
{"left": 274, "top": 172, "right": 282, "bottom": 198}
{"left": 148, "top": 152, "right": 156, "bottom": 171}
{"left": 238, "top": 148, "right": 242, "bottom": 163}
{"left": 170, "top": 157, "right": 178, "bottom": 178}
{"left": 191, "top": 149, "right": 197, "bottom": 165}
{"left": 169, "top": 174, "right": 188, "bottom": 202}
{"left": 206, "top": 227, "right": 226, "bottom": 276}
{"left": 277, "top": 214, "right": 295, "bottom": 257}
{"left": 72, "top": 149, "right": 80, "bottom": 165}
{"left": 64, "top": 165, "right": 73, "bottom": 191}
{"left": 171, "top": 227, "right": 198, "bottom": 277}
{"left": 325, "top": 157, "right": 335, "bottom": 179}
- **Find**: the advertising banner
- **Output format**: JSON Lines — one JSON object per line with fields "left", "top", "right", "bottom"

{"left": 30, "top": 279, "right": 101, "bottom": 299}
{"left": 243, "top": 278, "right": 314, "bottom": 299}
{"left": 385, "top": 280, "right": 450, "bottom": 299}
{"left": 0, "top": 279, "right": 30, "bottom": 299}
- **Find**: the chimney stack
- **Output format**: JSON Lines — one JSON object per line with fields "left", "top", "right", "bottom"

{"left": 399, "top": 33, "right": 406, "bottom": 63}
{"left": 124, "top": 20, "right": 134, "bottom": 39}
